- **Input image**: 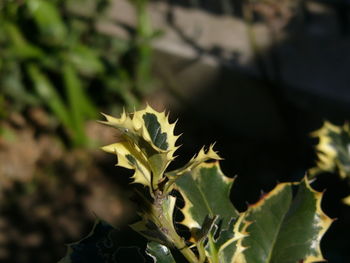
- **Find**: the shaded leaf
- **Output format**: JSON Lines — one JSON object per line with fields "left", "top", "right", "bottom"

{"left": 146, "top": 242, "right": 176, "bottom": 263}
{"left": 59, "top": 220, "right": 147, "bottom": 263}
{"left": 131, "top": 195, "right": 177, "bottom": 247}
{"left": 27, "top": 64, "right": 71, "bottom": 130}
{"left": 3, "top": 22, "right": 44, "bottom": 59}
{"left": 58, "top": 220, "right": 118, "bottom": 263}
{"left": 310, "top": 121, "right": 350, "bottom": 179}
{"left": 234, "top": 179, "right": 333, "bottom": 263}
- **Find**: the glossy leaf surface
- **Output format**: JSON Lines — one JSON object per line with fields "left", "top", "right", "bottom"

{"left": 175, "top": 162, "right": 238, "bottom": 232}
{"left": 101, "top": 105, "right": 180, "bottom": 192}
{"left": 234, "top": 179, "right": 332, "bottom": 263}
{"left": 146, "top": 242, "right": 176, "bottom": 263}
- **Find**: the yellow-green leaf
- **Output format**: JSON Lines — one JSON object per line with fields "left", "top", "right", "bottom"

{"left": 101, "top": 105, "right": 180, "bottom": 191}
{"left": 102, "top": 141, "right": 151, "bottom": 186}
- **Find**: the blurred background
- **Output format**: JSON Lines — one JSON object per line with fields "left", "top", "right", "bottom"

{"left": 0, "top": 0, "right": 350, "bottom": 262}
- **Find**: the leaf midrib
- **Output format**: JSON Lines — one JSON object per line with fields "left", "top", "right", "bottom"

{"left": 264, "top": 203, "right": 290, "bottom": 263}
{"left": 194, "top": 176, "right": 214, "bottom": 220}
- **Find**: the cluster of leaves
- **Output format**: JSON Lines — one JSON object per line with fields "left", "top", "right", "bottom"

{"left": 310, "top": 121, "right": 350, "bottom": 205}
{"left": 0, "top": 0, "right": 155, "bottom": 147}
{"left": 60, "top": 106, "right": 332, "bottom": 263}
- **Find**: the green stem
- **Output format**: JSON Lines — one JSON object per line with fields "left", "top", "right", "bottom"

{"left": 169, "top": 229, "right": 200, "bottom": 263}
{"left": 153, "top": 193, "right": 200, "bottom": 263}
{"left": 207, "top": 234, "right": 219, "bottom": 263}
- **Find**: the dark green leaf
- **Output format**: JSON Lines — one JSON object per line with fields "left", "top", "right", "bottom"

{"left": 4, "top": 22, "right": 44, "bottom": 59}
{"left": 59, "top": 220, "right": 146, "bottom": 263}
{"left": 175, "top": 162, "right": 238, "bottom": 235}
{"left": 143, "top": 113, "right": 169, "bottom": 151}
{"left": 58, "top": 220, "right": 117, "bottom": 263}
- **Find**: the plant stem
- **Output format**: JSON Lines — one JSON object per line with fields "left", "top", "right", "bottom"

{"left": 153, "top": 192, "right": 200, "bottom": 263}
{"left": 207, "top": 234, "right": 219, "bottom": 263}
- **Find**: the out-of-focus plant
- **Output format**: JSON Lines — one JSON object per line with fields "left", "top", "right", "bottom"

{"left": 310, "top": 121, "right": 350, "bottom": 205}
{"left": 0, "top": 0, "right": 156, "bottom": 147}
{"left": 59, "top": 105, "right": 332, "bottom": 263}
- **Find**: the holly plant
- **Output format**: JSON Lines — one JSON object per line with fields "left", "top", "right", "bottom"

{"left": 59, "top": 105, "right": 332, "bottom": 263}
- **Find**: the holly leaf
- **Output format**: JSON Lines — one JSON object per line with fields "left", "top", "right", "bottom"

{"left": 58, "top": 220, "right": 118, "bottom": 263}
{"left": 175, "top": 162, "right": 238, "bottom": 237}
{"left": 58, "top": 220, "right": 147, "bottom": 263}
{"left": 310, "top": 121, "right": 350, "bottom": 179}
{"left": 101, "top": 105, "right": 180, "bottom": 192}
{"left": 102, "top": 141, "right": 151, "bottom": 186}
{"left": 131, "top": 195, "right": 178, "bottom": 247}
{"left": 146, "top": 242, "right": 176, "bottom": 263}
{"left": 233, "top": 179, "right": 333, "bottom": 263}
{"left": 166, "top": 145, "right": 222, "bottom": 180}
{"left": 205, "top": 216, "right": 248, "bottom": 263}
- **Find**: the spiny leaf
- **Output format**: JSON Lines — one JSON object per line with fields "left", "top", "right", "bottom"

{"left": 205, "top": 215, "right": 248, "bottom": 263}
{"left": 58, "top": 220, "right": 118, "bottom": 263}
{"left": 175, "top": 162, "right": 238, "bottom": 236}
{"left": 146, "top": 242, "right": 176, "bottom": 263}
{"left": 58, "top": 220, "right": 147, "bottom": 263}
{"left": 101, "top": 105, "right": 180, "bottom": 191}
{"left": 102, "top": 141, "right": 151, "bottom": 186}
{"left": 166, "top": 145, "right": 222, "bottom": 180}
{"left": 310, "top": 121, "right": 350, "bottom": 179}
{"left": 233, "top": 179, "right": 333, "bottom": 263}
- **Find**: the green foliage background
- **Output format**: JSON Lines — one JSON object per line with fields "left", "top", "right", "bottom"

{"left": 0, "top": 0, "right": 155, "bottom": 147}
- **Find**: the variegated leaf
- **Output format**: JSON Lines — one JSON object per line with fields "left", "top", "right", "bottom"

{"left": 175, "top": 162, "right": 238, "bottom": 236}
{"left": 131, "top": 195, "right": 178, "bottom": 247}
{"left": 205, "top": 215, "right": 248, "bottom": 263}
{"left": 102, "top": 141, "right": 151, "bottom": 186}
{"left": 101, "top": 105, "right": 180, "bottom": 191}
{"left": 146, "top": 242, "right": 176, "bottom": 263}
{"left": 166, "top": 145, "right": 222, "bottom": 180}
{"left": 233, "top": 179, "right": 333, "bottom": 263}
{"left": 310, "top": 121, "right": 350, "bottom": 179}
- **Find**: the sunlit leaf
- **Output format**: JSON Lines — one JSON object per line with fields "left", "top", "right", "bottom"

{"left": 233, "top": 179, "right": 333, "bottom": 263}
{"left": 205, "top": 216, "right": 248, "bottom": 263}
{"left": 101, "top": 105, "right": 180, "bottom": 191}
{"left": 175, "top": 162, "right": 238, "bottom": 234}
{"left": 102, "top": 141, "right": 151, "bottom": 186}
